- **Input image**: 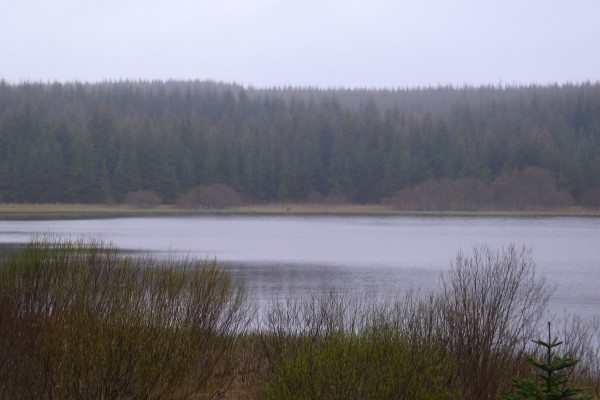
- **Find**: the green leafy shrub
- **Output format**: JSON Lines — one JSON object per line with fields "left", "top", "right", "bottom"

{"left": 260, "top": 328, "right": 456, "bottom": 400}
{"left": 259, "top": 292, "right": 457, "bottom": 400}
{"left": 0, "top": 237, "right": 250, "bottom": 400}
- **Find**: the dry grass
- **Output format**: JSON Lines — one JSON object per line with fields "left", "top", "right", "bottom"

{"left": 1, "top": 202, "right": 599, "bottom": 219}
{"left": 0, "top": 203, "right": 177, "bottom": 219}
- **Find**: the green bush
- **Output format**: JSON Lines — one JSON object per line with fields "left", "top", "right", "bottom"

{"left": 259, "top": 245, "right": 557, "bottom": 400}
{"left": 0, "top": 237, "right": 250, "bottom": 400}
{"left": 259, "top": 292, "right": 457, "bottom": 400}
{"left": 260, "top": 326, "right": 456, "bottom": 400}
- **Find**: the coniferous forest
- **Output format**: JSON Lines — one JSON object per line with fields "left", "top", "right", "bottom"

{"left": 1, "top": 80, "right": 599, "bottom": 208}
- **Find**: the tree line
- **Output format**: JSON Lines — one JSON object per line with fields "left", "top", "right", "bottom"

{"left": 1, "top": 79, "right": 599, "bottom": 207}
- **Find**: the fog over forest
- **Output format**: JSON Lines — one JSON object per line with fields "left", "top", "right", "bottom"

{"left": 1, "top": 80, "right": 599, "bottom": 209}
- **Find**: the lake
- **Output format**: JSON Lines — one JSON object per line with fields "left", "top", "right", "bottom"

{"left": 1, "top": 215, "right": 599, "bottom": 320}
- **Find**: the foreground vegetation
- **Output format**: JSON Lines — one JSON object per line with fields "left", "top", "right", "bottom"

{"left": 0, "top": 239, "right": 250, "bottom": 399}
{"left": 1, "top": 239, "right": 598, "bottom": 399}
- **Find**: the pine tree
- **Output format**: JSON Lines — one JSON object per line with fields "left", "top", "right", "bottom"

{"left": 501, "top": 322, "right": 591, "bottom": 400}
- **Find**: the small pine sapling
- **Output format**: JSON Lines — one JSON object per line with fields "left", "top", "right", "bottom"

{"left": 502, "top": 322, "right": 591, "bottom": 400}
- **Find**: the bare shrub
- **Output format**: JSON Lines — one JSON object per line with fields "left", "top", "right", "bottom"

{"left": 382, "top": 168, "right": 574, "bottom": 211}
{"left": 382, "top": 178, "right": 490, "bottom": 211}
{"left": 306, "top": 190, "right": 350, "bottom": 205}
{"left": 258, "top": 246, "right": 557, "bottom": 399}
{"left": 379, "top": 291, "right": 448, "bottom": 352}
{"left": 580, "top": 187, "right": 600, "bottom": 209}
{"left": 177, "top": 184, "right": 246, "bottom": 209}
{"left": 123, "top": 189, "right": 162, "bottom": 208}
{"left": 439, "top": 244, "right": 553, "bottom": 399}
{"left": 491, "top": 166, "right": 574, "bottom": 210}
{"left": 555, "top": 315, "right": 600, "bottom": 398}
{"left": 259, "top": 291, "right": 369, "bottom": 372}
{"left": 0, "top": 294, "right": 19, "bottom": 397}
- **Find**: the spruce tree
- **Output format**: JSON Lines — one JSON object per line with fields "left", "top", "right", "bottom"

{"left": 502, "top": 322, "right": 591, "bottom": 400}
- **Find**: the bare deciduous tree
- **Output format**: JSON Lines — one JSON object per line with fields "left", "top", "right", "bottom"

{"left": 382, "top": 167, "right": 574, "bottom": 211}
{"left": 580, "top": 187, "right": 600, "bottom": 209}
{"left": 491, "top": 167, "right": 573, "bottom": 210}
{"left": 383, "top": 178, "right": 489, "bottom": 211}
{"left": 440, "top": 244, "right": 553, "bottom": 399}
{"left": 177, "top": 184, "right": 245, "bottom": 209}
{"left": 123, "top": 190, "right": 162, "bottom": 208}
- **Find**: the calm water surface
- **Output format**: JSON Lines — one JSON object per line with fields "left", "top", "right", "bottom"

{"left": 1, "top": 216, "right": 599, "bottom": 319}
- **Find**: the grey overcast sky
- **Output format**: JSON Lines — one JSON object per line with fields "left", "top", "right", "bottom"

{"left": 1, "top": 0, "right": 599, "bottom": 88}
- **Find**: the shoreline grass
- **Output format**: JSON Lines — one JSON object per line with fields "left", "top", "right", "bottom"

{"left": 1, "top": 202, "right": 600, "bottom": 220}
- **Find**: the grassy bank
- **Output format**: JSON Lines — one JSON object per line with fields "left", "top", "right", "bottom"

{"left": 0, "top": 203, "right": 183, "bottom": 220}
{"left": 1, "top": 239, "right": 599, "bottom": 399}
{"left": 1, "top": 202, "right": 600, "bottom": 220}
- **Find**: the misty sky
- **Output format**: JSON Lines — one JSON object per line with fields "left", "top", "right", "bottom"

{"left": 1, "top": 0, "right": 599, "bottom": 88}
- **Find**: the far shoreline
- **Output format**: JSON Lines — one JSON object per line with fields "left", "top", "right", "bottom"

{"left": 1, "top": 202, "right": 600, "bottom": 220}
